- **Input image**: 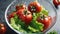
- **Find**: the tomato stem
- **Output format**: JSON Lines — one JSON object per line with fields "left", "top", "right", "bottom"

{"left": 24, "top": 10, "right": 27, "bottom": 15}
{"left": 40, "top": 14, "right": 46, "bottom": 20}
{"left": 31, "top": 6, "right": 36, "bottom": 12}
{"left": 57, "top": 0, "right": 60, "bottom": 2}
{"left": 20, "top": 4, "right": 23, "bottom": 7}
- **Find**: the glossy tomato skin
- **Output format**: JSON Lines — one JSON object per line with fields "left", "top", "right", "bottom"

{"left": 28, "top": 1, "right": 42, "bottom": 13}
{"left": 16, "top": 4, "right": 26, "bottom": 11}
{"left": 17, "top": 9, "right": 25, "bottom": 22}
{"left": 8, "top": 12, "right": 16, "bottom": 20}
{"left": 8, "top": 4, "right": 26, "bottom": 20}
{"left": 25, "top": 12, "right": 32, "bottom": 24}
{"left": 42, "top": 16, "right": 52, "bottom": 29}
{"left": 53, "top": 0, "right": 60, "bottom": 6}
{"left": 0, "top": 23, "right": 6, "bottom": 34}
{"left": 37, "top": 16, "right": 52, "bottom": 30}
{"left": 17, "top": 9, "right": 32, "bottom": 25}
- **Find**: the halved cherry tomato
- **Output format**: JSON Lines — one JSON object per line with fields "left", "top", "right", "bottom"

{"left": 53, "top": 0, "right": 60, "bottom": 7}
{"left": 17, "top": 9, "right": 32, "bottom": 25}
{"left": 37, "top": 15, "right": 52, "bottom": 30}
{"left": 16, "top": 4, "right": 26, "bottom": 11}
{"left": 0, "top": 23, "right": 6, "bottom": 34}
{"left": 8, "top": 12, "right": 16, "bottom": 20}
{"left": 28, "top": 1, "right": 42, "bottom": 13}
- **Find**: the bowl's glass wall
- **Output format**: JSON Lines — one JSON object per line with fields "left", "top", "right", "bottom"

{"left": 6, "top": 0, "right": 57, "bottom": 33}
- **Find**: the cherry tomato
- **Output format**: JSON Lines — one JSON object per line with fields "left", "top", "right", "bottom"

{"left": 37, "top": 15, "right": 52, "bottom": 30}
{"left": 16, "top": 4, "right": 26, "bottom": 11}
{"left": 28, "top": 1, "right": 42, "bottom": 13}
{"left": 8, "top": 12, "right": 16, "bottom": 20}
{"left": 0, "top": 23, "right": 6, "bottom": 34}
{"left": 17, "top": 9, "right": 32, "bottom": 25}
{"left": 53, "top": 0, "right": 60, "bottom": 6}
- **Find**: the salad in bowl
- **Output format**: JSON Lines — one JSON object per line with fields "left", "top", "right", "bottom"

{"left": 5, "top": 0, "right": 57, "bottom": 34}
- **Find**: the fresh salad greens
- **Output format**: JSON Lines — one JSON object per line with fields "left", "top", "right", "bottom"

{"left": 10, "top": 16, "right": 26, "bottom": 32}
{"left": 28, "top": 13, "right": 44, "bottom": 32}
{"left": 9, "top": 8, "right": 49, "bottom": 33}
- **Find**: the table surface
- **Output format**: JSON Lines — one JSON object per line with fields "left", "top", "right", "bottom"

{"left": 0, "top": 0, "right": 60, "bottom": 34}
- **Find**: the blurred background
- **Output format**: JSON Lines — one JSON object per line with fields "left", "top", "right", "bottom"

{"left": 0, "top": 0, "right": 17, "bottom": 34}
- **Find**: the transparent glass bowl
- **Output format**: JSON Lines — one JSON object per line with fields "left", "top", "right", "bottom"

{"left": 5, "top": 0, "right": 57, "bottom": 34}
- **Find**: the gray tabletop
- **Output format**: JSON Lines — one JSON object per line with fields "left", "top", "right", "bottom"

{"left": 0, "top": 0, "right": 17, "bottom": 34}
{"left": 0, "top": 0, "right": 60, "bottom": 34}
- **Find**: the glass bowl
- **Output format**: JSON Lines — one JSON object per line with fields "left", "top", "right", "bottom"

{"left": 5, "top": 0, "right": 57, "bottom": 34}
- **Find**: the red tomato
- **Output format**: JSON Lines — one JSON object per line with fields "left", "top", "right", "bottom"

{"left": 16, "top": 4, "right": 26, "bottom": 11}
{"left": 17, "top": 9, "right": 32, "bottom": 25}
{"left": 0, "top": 23, "right": 6, "bottom": 34}
{"left": 37, "top": 16, "right": 52, "bottom": 30}
{"left": 8, "top": 12, "right": 16, "bottom": 20}
{"left": 28, "top": 1, "right": 42, "bottom": 13}
{"left": 53, "top": 0, "right": 60, "bottom": 6}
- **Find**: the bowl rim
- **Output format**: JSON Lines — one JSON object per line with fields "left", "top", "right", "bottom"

{"left": 5, "top": 0, "right": 21, "bottom": 34}
{"left": 5, "top": 0, "right": 57, "bottom": 34}
{"left": 42, "top": 0, "right": 57, "bottom": 33}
